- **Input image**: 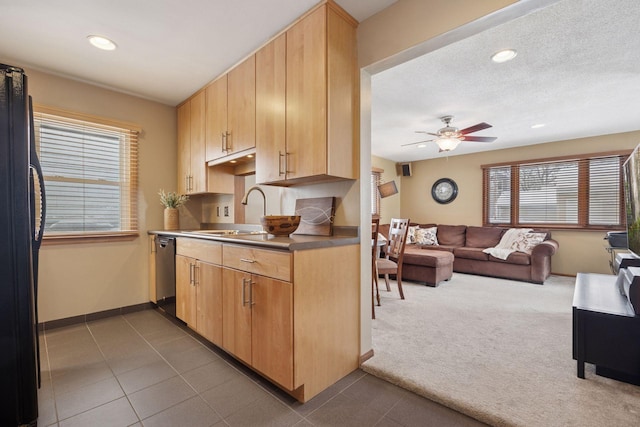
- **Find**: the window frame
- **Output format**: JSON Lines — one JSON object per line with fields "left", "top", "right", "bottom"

{"left": 34, "top": 105, "right": 141, "bottom": 243}
{"left": 482, "top": 151, "right": 629, "bottom": 230}
{"left": 371, "top": 168, "right": 383, "bottom": 217}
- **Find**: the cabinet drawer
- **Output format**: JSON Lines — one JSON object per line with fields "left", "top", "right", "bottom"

{"left": 223, "top": 244, "right": 291, "bottom": 282}
{"left": 176, "top": 238, "right": 222, "bottom": 265}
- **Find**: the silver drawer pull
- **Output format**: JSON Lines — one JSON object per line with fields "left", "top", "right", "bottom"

{"left": 240, "top": 258, "right": 256, "bottom": 263}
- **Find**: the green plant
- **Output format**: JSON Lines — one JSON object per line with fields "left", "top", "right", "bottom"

{"left": 158, "top": 189, "right": 189, "bottom": 209}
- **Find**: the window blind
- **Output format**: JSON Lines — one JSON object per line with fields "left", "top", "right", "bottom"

{"left": 483, "top": 152, "right": 627, "bottom": 229}
{"left": 33, "top": 108, "right": 139, "bottom": 237}
{"left": 371, "top": 170, "right": 382, "bottom": 216}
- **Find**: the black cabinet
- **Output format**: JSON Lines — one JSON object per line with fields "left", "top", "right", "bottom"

{"left": 572, "top": 272, "right": 640, "bottom": 385}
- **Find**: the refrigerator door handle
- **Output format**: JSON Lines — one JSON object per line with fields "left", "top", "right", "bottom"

{"left": 28, "top": 97, "right": 46, "bottom": 247}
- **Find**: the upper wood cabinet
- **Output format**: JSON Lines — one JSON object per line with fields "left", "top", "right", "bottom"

{"left": 177, "top": 90, "right": 207, "bottom": 194}
{"left": 206, "top": 56, "right": 256, "bottom": 162}
{"left": 256, "top": 3, "right": 357, "bottom": 186}
{"left": 255, "top": 34, "right": 286, "bottom": 184}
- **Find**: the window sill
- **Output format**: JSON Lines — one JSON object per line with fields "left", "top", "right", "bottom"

{"left": 42, "top": 232, "right": 139, "bottom": 245}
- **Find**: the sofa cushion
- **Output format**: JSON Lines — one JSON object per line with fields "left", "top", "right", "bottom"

{"left": 512, "top": 232, "right": 547, "bottom": 254}
{"left": 403, "top": 246, "right": 454, "bottom": 267}
{"left": 465, "top": 226, "right": 504, "bottom": 248}
{"left": 436, "top": 225, "right": 466, "bottom": 246}
{"left": 489, "top": 251, "right": 531, "bottom": 265}
{"left": 415, "top": 227, "right": 438, "bottom": 246}
{"left": 454, "top": 247, "right": 490, "bottom": 261}
{"left": 407, "top": 225, "right": 419, "bottom": 244}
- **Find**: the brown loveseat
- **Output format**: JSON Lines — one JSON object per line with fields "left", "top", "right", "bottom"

{"left": 379, "top": 223, "right": 559, "bottom": 286}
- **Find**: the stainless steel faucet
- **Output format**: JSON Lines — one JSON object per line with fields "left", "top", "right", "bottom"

{"left": 241, "top": 186, "right": 266, "bottom": 216}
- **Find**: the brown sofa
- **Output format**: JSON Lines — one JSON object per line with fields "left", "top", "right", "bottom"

{"left": 379, "top": 223, "right": 559, "bottom": 286}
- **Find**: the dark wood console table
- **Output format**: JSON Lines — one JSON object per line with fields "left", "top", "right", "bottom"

{"left": 572, "top": 272, "right": 640, "bottom": 385}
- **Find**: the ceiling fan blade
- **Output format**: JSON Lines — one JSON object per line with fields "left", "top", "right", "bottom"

{"left": 462, "top": 136, "right": 497, "bottom": 143}
{"left": 415, "top": 131, "right": 439, "bottom": 136}
{"left": 459, "top": 122, "right": 492, "bottom": 135}
{"left": 401, "top": 139, "right": 433, "bottom": 147}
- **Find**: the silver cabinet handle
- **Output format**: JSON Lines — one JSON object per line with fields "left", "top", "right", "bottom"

{"left": 221, "top": 132, "right": 226, "bottom": 153}
{"left": 285, "top": 152, "right": 291, "bottom": 175}
{"left": 194, "top": 264, "right": 199, "bottom": 286}
{"left": 189, "top": 263, "right": 194, "bottom": 285}
{"left": 241, "top": 277, "right": 248, "bottom": 306}
{"left": 249, "top": 279, "right": 254, "bottom": 306}
{"left": 185, "top": 175, "right": 190, "bottom": 192}
{"left": 278, "top": 151, "right": 286, "bottom": 176}
{"left": 240, "top": 258, "right": 256, "bottom": 263}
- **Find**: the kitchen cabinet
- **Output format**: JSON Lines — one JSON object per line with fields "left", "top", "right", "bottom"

{"left": 206, "top": 56, "right": 256, "bottom": 162}
{"left": 255, "top": 34, "right": 286, "bottom": 184}
{"left": 256, "top": 3, "right": 357, "bottom": 186}
{"left": 222, "top": 244, "right": 293, "bottom": 388}
{"left": 148, "top": 235, "right": 157, "bottom": 303}
{"left": 175, "top": 238, "right": 223, "bottom": 346}
{"left": 177, "top": 90, "right": 206, "bottom": 194}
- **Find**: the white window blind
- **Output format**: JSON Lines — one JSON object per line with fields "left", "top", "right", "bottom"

{"left": 33, "top": 107, "right": 139, "bottom": 237}
{"left": 483, "top": 153, "right": 626, "bottom": 229}
{"left": 371, "top": 170, "right": 381, "bottom": 216}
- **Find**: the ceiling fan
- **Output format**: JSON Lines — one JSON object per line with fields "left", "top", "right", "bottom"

{"left": 402, "top": 115, "right": 497, "bottom": 152}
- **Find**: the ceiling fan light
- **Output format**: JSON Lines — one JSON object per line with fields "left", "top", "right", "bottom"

{"left": 491, "top": 49, "right": 517, "bottom": 63}
{"left": 436, "top": 137, "right": 461, "bottom": 152}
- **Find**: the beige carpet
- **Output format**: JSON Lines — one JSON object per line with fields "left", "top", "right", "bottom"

{"left": 363, "top": 273, "right": 640, "bottom": 427}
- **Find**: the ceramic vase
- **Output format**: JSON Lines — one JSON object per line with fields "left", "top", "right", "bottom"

{"left": 164, "top": 208, "right": 179, "bottom": 230}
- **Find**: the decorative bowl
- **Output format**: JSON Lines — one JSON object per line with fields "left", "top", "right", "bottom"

{"left": 260, "top": 215, "right": 301, "bottom": 236}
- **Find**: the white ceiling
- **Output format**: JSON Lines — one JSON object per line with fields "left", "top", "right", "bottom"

{"left": 371, "top": 0, "right": 640, "bottom": 162}
{"left": 0, "top": 0, "right": 395, "bottom": 105}
{"left": 2, "top": 0, "right": 638, "bottom": 165}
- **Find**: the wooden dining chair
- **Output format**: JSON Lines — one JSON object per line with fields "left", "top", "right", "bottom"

{"left": 375, "top": 218, "right": 410, "bottom": 300}
{"left": 371, "top": 218, "right": 380, "bottom": 319}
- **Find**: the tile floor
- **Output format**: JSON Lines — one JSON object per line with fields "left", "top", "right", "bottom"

{"left": 38, "top": 309, "right": 486, "bottom": 426}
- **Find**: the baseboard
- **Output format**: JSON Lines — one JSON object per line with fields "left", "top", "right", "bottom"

{"left": 39, "top": 302, "right": 153, "bottom": 331}
{"left": 360, "top": 349, "right": 374, "bottom": 365}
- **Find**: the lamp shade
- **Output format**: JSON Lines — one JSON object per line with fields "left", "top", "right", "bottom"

{"left": 378, "top": 181, "right": 398, "bottom": 198}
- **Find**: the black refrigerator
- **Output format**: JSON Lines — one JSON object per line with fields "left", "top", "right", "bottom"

{"left": 0, "top": 64, "right": 46, "bottom": 426}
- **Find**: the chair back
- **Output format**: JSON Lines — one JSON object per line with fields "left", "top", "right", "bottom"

{"left": 385, "top": 218, "right": 410, "bottom": 261}
{"left": 371, "top": 218, "right": 380, "bottom": 258}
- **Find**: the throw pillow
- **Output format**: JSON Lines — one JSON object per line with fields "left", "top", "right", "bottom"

{"left": 511, "top": 232, "right": 546, "bottom": 254}
{"left": 407, "top": 226, "right": 419, "bottom": 244}
{"left": 416, "top": 226, "right": 438, "bottom": 246}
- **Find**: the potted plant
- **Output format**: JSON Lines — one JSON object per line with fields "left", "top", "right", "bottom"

{"left": 158, "top": 189, "right": 189, "bottom": 230}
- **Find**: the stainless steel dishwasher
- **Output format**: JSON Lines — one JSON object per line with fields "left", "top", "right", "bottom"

{"left": 155, "top": 235, "right": 176, "bottom": 317}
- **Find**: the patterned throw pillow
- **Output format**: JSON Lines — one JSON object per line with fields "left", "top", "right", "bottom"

{"left": 511, "top": 232, "right": 546, "bottom": 254}
{"left": 415, "top": 227, "right": 438, "bottom": 246}
{"left": 407, "top": 226, "right": 419, "bottom": 244}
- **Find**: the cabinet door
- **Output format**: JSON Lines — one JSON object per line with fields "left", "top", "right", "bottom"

{"left": 176, "top": 255, "right": 197, "bottom": 326}
{"left": 222, "top": 268, "right": 252, "bottom": 364}
{"left": 286, "top": 6, "right": 327, "bottom": 180}
{"left": 196, "top": 261, "right": 223, "bottom": 346}
{"left": 205, "top": 75, "right": 228, "bottom": 161}
{"left": 227, "top": 55, "right": 256, "bottom": 155}
{"left": 255, "top": 34, "right": 286, "bottom": 184}
{"left": 177, "top": 102, "right": 191, "bottom": 194}
{"left": 190, "top": 91, "right": 206, "bottom": 193}
{"left": 251, "top": 275, "right": 293, "bottom": 389}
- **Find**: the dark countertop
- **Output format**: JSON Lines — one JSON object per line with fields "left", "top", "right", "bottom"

{"left": 148, "top": 226, "right": 360, "bottom": 251}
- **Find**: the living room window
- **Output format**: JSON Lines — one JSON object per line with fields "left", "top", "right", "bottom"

{"left": 482, "top": 152, "right": 628, "bottom": 229}
{"left": 371, "top": 168, "right": 382, "bottom": 216}
{"left": 33, "top": 106, "right": 140, "bottom": 241}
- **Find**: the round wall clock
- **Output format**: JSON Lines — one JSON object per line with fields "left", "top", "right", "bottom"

{"left": 431, "top": 178, "right": 458, "bottom": 204}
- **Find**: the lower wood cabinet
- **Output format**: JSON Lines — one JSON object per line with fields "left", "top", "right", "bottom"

{"left": 176, "top": 255, "right": 223, "bottom": 346}
{"left": 222, "top": 267, "right": 293, "bottom": 389}
{"left": 174, "top": 237, "right": 359, "bottom": 402}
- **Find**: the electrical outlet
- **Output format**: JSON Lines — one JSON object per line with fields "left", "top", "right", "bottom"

{"left": 224, "top": 206, "right": 229, "bottom": 217}
{"left": 216, "top": 206, "right": 220, "bottom": 217}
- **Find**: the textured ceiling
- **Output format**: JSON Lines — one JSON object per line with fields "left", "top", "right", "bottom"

{"left": 0, "top": 0, "right": 395, "bottom": 106}
{"left": 371, "top": 0, "right": 640, "bottom": 162}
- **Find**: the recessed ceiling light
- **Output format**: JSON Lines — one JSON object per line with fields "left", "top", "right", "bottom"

{"left": 87, "top": 35, "right": 117, "bottom": 51}
{"left": 417, "top": 144, "right": 427, "bottom": 148}
{"left": 491, "top": 49, "right": 517, "bottom": 63}
{"left": 531, "top": 123, "right": 546, "bottom": 129}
